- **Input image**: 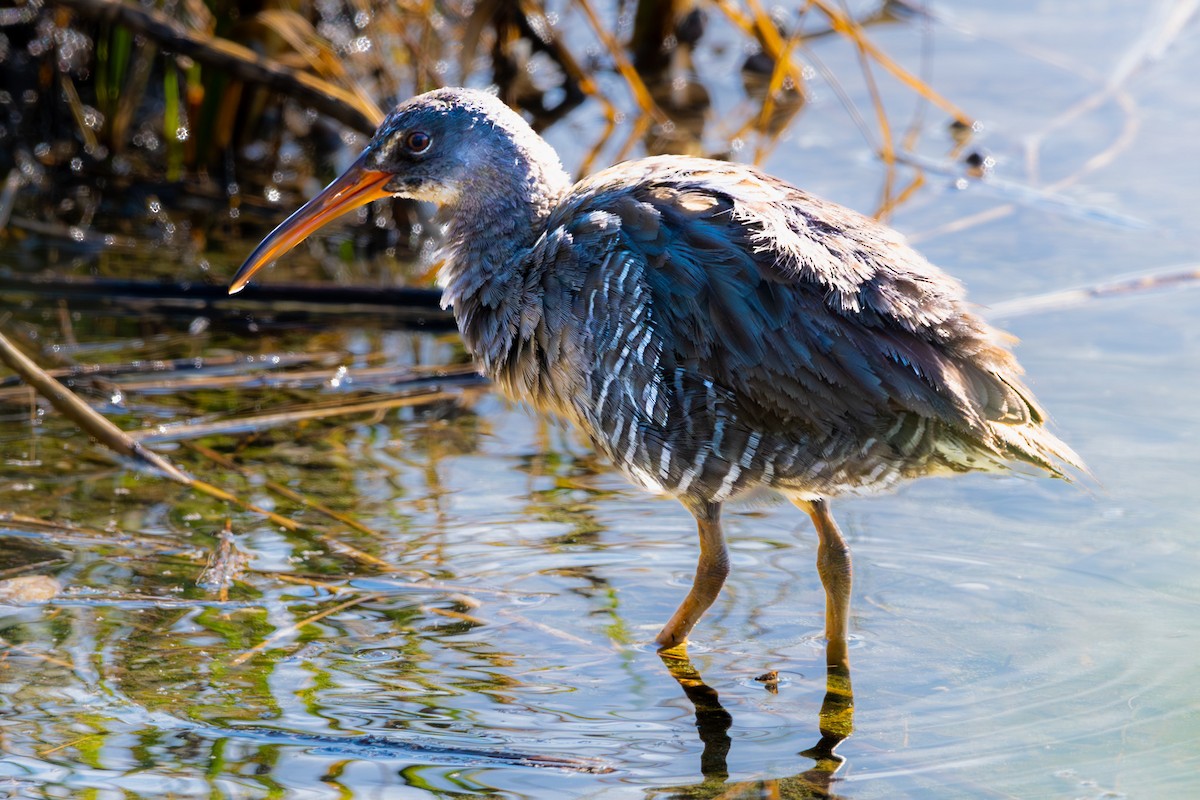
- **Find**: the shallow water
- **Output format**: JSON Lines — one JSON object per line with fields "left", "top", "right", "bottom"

{"left": 2, "top": 2, "right": 1199, "bottom": 798}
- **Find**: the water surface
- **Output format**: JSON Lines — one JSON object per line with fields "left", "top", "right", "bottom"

{"left": 2, "top": 2, "right": 1198, "bottom": 798}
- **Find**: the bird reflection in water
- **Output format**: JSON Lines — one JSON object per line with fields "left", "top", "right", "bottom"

{"left": 652, "top": 642, "right": 854, "bottom": 799}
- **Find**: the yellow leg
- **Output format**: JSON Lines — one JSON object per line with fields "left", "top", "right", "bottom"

{"left": 655, "top": 501, "right": 729, "bottom": 649}
{"left": 794, "top": 498, "right": 852, "bottom": 668}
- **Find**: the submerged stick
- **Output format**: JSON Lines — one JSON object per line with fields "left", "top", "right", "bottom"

{"left": 0, "top": 275, "right": 449, "bottom": 321}
{"left": 182, "top": 477, "right": 394, "bottom": 571}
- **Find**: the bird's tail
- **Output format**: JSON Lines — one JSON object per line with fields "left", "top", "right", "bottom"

{"left": 990, "top": 420, "right": 1088, "bottom": 482}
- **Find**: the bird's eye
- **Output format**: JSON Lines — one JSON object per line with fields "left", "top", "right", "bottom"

{"left": 405, "top": 131, "right": 432, "bottom": 153}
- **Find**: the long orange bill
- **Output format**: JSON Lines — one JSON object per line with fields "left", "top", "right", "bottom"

{"left": 228, "top": 152, "right": 394, "bottom": 294}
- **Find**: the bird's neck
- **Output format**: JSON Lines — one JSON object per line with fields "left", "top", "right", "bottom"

{"left": 438, "top": 151, "right": 571, "bottom": 379}
{"left": 444, "top": 146, "right": 569, "bottom": 265}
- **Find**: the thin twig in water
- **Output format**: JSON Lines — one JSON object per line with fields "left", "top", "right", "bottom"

{"left": 179, "top": 477, "right": 395, "bottom": 570}
{"left": 0, "top": 329, "right": 191, "bottom": 483}
{"left": 986, "top": 262, "right": 1200, "bottom": 321}
{"left": 267, "top": 572, "right": 519, "bottom": 598}
{"left": 0, "top": 559, "right": 67, "bottom": 580}
{"left": 0, "top": 639, "right": 77, "bottom": 671}
{"left": 495, "top": 608, "right": 603, "bottom": 649}
{"left": 893, "top": 150, "right": 1149, "bottom": 231}
{"left": 108, "top": 363, "right": 479, "bottom": 396}
{"left": 128, "top": 390, "right": 467, "bottom": 443}
{"left": 0, "top": 353, "right": 332, "bottom": 389}
{"left": 185, "top": 442, "right": 387, "bottom": 539}
{"left": 421, "top": 604, "right": 487, "bottom": 627}
{"left": 909, "top": 88, "right": 1142, "bottom": 244}
{"left": 230, "top": 592, "right": 389, "bottom": 665}
{"left": 0, "top": 512, "right": 187, "bottom": 553}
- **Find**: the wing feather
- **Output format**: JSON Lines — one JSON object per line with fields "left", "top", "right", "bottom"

{"left": 541, "top": 156, "right": 1081, "bottom": 485}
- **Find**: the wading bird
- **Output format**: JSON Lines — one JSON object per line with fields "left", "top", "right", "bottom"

{"left": 230, "top": 88, "right": 1079, "bottom": 661}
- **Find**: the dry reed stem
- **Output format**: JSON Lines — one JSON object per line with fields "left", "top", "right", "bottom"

{"left": 0, "top": 353, "right": 332, "bottom": 389}
{"left": 0, "top": 640, "right": 77, "bottom": 672}
{"left": 310, "top": 536, "right": 395, "bottom": 571}
{"left": 184, "top": 477, "right": 312, "bottom": 532}
{"left": 717, "top": 0, "right": 812, "bottom": 154}
{"left": 6, "top": 303, "right": 375, "bottom": 536}
{"left": 806, "top": 0, "right": 971, "bottom": 126}
{"left": 0, "top": 168, "right": 21, "bottom": 231}
{"left": 273, "top": 573, "right": 349, "bottom": 592}
{"left": 0, "top": 559, "right": 67, "bottom": 580}
{"left": 609, "top": 113, "right": 656, "bottom": 166}
{"left": 38, "top": 734, "right": 108, "bottom": 758}
{"left": 764, "top": 22, "right": 806, "bottom": 100}
{"left": 252, "top": 8, "right": 384, "bottom": 124}
{"left": 267, "top": 571, "right": 517, "bottom": 598}
{"left": 0, "top": 512, "right": 181, "bottom": 552}
{"left": 576, "top": 100, "right": 620, "bottom": 177}
{"left": 181, "top": 477, "right": 394, "bottom": 570}
{"left": 495, "top": 608, "right": 600, "bottom": 648}
{"left": 57, "top": 70, "right": 100, "bottom": 154}
{"left": 48, "top": 0, "right": 383, "bottom": 133}
{"left": 573, "top": 0, "right": 669, "bottom": 125}
{"left": 421, "top": 604, "right": 487, "bottom": 626}
{"left": 845, "top": 13, "right": 897, "bottom": 200}
{"left": 105, "top": 362, "right": 478, "bottom": 395}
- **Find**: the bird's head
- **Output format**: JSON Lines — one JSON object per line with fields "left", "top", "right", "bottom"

{"left": 229, "top": 88, "right": 567, "bottom": 294}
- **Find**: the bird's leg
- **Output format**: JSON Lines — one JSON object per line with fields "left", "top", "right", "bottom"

{"left": 795, "top": 498, "right": 852, "bottom": 668}
{"left": 655, "top": 500, "right": 729, "bottom": 649}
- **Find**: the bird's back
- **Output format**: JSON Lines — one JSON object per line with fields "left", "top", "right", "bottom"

{"left": 477, "top": 155, "right": 1080, "bottom": 503}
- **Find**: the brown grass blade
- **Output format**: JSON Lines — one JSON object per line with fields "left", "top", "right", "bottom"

{"left": 104, "top": 362, "right": 478, "bottom": 396}
{"left": 807, "top": 0, "right": 972, "bottom": 126}
{"left": 0, "top": 512, "right": 188, "bottom": 553}
{"left": 49, "top": 0, "right": 383, "bottom": 133}
{"left": 178, "top": 479, "right": 392, "bottom": 571}
{"left": 251, "top": 9, "right": 384, "bottom": 125}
